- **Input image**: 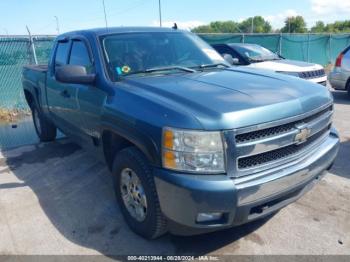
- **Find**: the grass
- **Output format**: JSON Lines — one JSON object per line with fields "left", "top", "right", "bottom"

{"left": 0, "top": 108, "right": 31, "bottom": 123}
{"left": 325, "top": 63, "right": 334, "bottom": 74}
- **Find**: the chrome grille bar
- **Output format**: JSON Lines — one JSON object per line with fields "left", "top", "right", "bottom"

{"left": 231, "top": 103, "right": 333, "bottom": 177}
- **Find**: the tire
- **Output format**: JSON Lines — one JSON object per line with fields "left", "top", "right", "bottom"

{"left": 112, "top": 147, "right": 167, "bottom": 239}
{"left": 32, "top": 106, "right": 57, "bottom": 142}
{"left": 347, "top": 80, "right": 350, "bottom": 98}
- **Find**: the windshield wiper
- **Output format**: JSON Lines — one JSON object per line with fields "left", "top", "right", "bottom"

{"left": 145, "top": 66, "right": 197, "bottom": 73}
{"left": 196, "top": 63, "right": 230, "bottom": 69}
{"left": 120, "top": 66, "right": 196, "bottom": 78}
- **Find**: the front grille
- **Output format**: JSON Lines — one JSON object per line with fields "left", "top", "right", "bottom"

{"left": 234, "top": 104, "right": 333, "bottom": 173}
{"left": 236, "top": 123, "right": 295, "bottom": 144}
{"left": 238, "top": 126, "right": 330, "bottom": 169}
{"left": 298, "top": 69, "right": 325, "bottom": 79}
{"left": 235, "top": 105, "right": 332, "bottom": 144}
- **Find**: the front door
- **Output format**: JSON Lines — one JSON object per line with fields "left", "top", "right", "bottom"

{"left": 46, "top": 39, "right": 78, "bottom": 132}
{"left": 64, "top": 38, "right": 106, "bottom": 139}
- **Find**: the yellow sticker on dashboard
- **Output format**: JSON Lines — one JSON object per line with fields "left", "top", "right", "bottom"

{"left": 122, "top": 65, "right": 131, "bottom": 74}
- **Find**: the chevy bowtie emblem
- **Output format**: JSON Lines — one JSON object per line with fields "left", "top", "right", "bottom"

{"left": 295, "top": 127, "right": 311, "bottom": 144}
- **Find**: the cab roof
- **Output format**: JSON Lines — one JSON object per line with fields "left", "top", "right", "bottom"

{"left": 58, "top": 26, "right": 184, "bottom": 38}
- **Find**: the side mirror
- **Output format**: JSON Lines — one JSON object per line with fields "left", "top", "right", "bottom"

{"left": 55, "top": 65, "right": 96, "bottom": 84}
{"left": 223, "top": 53, "right": 240, "bottom": 65}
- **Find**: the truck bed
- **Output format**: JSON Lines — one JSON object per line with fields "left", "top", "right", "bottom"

{"left": 22, "top": 64, "right": 48, "bottom": 104}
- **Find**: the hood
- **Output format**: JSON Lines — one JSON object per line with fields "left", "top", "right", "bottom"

{"left": 122, "top": 68, "right": 332, "bottom": 130}
{"left": 247, "top": 59, "right": 323, "bottom": 73}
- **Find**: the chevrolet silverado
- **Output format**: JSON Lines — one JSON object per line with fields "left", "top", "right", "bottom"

{"left": 22, "top": 27, "right": 339, "bottom": 239}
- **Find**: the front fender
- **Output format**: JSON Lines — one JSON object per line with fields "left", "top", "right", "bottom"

{"left": 100, "top": 120, "right": 161, "bottom": 167}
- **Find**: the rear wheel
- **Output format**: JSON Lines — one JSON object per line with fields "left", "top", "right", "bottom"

{"left": 32, "top": 106, "right": 57, "bottom": 142}
{"left": 112, "top": 147, "right": 167, "bottom": 239}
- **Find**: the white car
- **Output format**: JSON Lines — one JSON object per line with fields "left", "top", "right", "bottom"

{"left": 213, "top": 43, "right": 327, "bottom": 86}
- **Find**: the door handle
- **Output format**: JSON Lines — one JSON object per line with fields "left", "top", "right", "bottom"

{"left": 60, "top": 90, "right": 70, "bottom": 98}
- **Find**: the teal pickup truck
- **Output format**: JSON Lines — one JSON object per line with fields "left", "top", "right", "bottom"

{"left": 22, "top": 27, "right": 339, "bottom": 239}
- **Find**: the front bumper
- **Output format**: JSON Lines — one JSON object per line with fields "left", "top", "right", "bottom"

{"left": 306, "top": 75, "right": 328, "bottom": 86}
{"left": 154, "top": 129, "right": 339, "bottom": 235}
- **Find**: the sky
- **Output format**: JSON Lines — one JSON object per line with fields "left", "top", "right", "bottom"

{"left": 1, "top": 0, "right": 350, "bottom": 35}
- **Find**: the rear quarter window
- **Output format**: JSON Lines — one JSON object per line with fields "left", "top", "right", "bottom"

{"left": 341, "top": 47, "right": 350, "bottom": 71}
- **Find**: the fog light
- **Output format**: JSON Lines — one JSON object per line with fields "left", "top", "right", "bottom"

{"left": 196, "top": 212, "right": 223, "bottom": 223}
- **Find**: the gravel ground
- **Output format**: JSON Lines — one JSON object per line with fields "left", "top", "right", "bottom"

{"left": 0, "top": 90, "right": 349, "bottom": 258}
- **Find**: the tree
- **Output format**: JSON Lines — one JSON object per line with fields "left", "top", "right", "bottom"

{"left": 281, "top": 16, "right": 307, "bottom": 33}
{"left": 191, "top": 25, "right": 215, "bottom": 33}
{"left": 327, "top": 20, "right": 350, "bottom": 33}
{"left": 192, "top": 20, "right": 242, "bottom": 33}
{"left": 192, "top": 17, "right": 272, "bottom": 33}
{"left": 309, "top": 20, "right": 350, "bottom": 33}
{"left": 239, "top": 16, "right": 272, "bottom": 33}
{"left": 310, "top": 21, "right": 325, "bottom": 33}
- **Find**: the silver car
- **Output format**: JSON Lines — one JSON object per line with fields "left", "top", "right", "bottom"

{"left": 329, "top": 46, "right": 350, "bottom": 96}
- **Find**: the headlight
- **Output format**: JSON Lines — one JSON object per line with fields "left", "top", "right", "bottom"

{"left": 277, "top": 71, "right": 300, "bottom": 77}
{"left": 162, "top": 127, "right": 225, "bottom": 173}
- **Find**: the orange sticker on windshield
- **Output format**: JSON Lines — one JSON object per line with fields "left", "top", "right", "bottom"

{"left": 122, "top": 66, "right": 131, "bottom": 74}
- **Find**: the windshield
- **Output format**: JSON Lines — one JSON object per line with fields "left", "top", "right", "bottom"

{"left": 233, "top": 44, "right": 280, "bottom": 62}
{"left": 101, "top": 31, "right": 226, "bottom": 81}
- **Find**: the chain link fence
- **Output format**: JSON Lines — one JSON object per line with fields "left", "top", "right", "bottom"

{"left": 0, "top": 36, "right": 54, "bottom": 111}
{"left": 0, "top": 36, "right": 54, "bottom": 149}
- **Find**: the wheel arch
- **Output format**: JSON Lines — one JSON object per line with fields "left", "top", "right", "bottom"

{"left": 101, "top": 126, "right": 160, "bottom": 171}
{"left": 23, "top": 85, "right": 40, "bottom": 110}
{"left": 24, "top": 89, "right": 34, "bottom": 109}
{"left": 346, "top": 77, "right": 350, "bottom": 90}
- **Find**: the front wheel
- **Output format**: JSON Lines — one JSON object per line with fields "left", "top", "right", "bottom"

{"left": 112, "top": 147, "right": 167, "bottom": 239}
{"left": 32, "top": 106, "right": 57, "bottom": 142}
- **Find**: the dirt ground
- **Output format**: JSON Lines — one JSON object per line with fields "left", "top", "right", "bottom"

{"left": 0, "top": 90, "right": 349, "bottom": 258}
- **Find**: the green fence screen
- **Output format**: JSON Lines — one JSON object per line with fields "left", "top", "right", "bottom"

{"left": 199, "top": 33, "right": 350, "bottom": 65}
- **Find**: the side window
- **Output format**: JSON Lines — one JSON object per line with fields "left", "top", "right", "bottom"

{"left": 214, "top": 45, "right": 243, "bottom": 64}
{"left": 343, "top": 48, "right": 350, "bottom": 71}
{"left": 54, "top": 41, "right": 70, "bottom": 68}
{"left": 69, "top": 40, "right": 94, "bottom": 73}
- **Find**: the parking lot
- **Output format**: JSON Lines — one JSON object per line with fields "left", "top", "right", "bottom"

{"left": 0, "top": 90, "right": 349, "bottom": 256}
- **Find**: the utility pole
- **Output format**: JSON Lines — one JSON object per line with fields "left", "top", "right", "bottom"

{"left": 102, "top": 0, "right": 108, "bottom": 29}
{"left": 158, "top": 0, "right": 162, "bottom": 27}
{"left": 288, "top": 17, "right": 291, "bottom": 33}
{"left": 54, "top": 16, "right": 60, "bottom": 35}
{"left": 251, "top": 17, "right": 254, "bottom": 33}
{"left": 26, "top": 26, "right": 38, "bottom": 65}
{"left": 3, "top": 28, "right": 9, "bottom": 36}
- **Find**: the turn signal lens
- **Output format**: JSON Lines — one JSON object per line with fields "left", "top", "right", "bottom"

{"left": 163, "top": 150, "right": 176, "bottom": 169}
{"left": 163, "top": 130, "right": 174, "bottom": 149}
